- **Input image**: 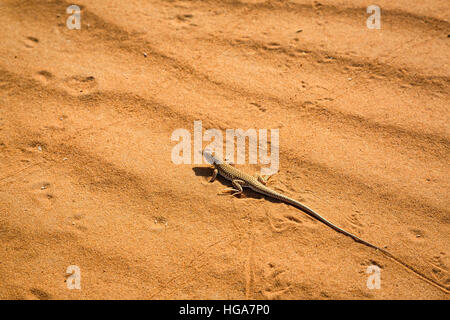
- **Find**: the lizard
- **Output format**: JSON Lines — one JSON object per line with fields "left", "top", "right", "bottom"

{"left": 202, "top": 149, "right": 449, "bottom": 294}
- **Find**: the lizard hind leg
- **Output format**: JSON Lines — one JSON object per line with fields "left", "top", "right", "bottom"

{"left": 221, "top": 179, "right": 245, "bottom": 196}
{"left": 254, "top": 174, "right": 272, "bottom": 185}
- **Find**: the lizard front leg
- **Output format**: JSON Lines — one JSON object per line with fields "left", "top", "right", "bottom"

{"left": 210, "top": 168, "right": 218, "bottom": 182}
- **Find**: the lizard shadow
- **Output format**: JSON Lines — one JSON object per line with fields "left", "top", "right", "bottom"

{"left": 192, "top": 166, "right": 283, "bottom": 202}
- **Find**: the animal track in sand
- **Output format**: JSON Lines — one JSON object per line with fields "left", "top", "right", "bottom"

{"left": 176, "top": 14, "right": 194, "bottom": 22}
{"left": 409, "top": 228, "right": 426, "bottom": 241}
{"left": 283, "top": 214, "right": 303, "bottom": 224}
{"left": 23, "top": 36, "right": 39, "bottom": 48}
{"left": 282, "top": 209, "right": 319, "bottom": 230}
{"left": 265, "top": 211, "right": 298, "bottom": 234}
{"left": 30, "top": 181, "right": 55, "bottom": 207}
{"left": 34, "top": 70, "right": 54, "bottom": 84}
{"left": 0, "top": 79, "right": 10, "bottom": 92}
{"left": 347, "top": 212, "right": 365, "bottom": 229}
{"left": 67, "top": 213, "right": 87, "bottom": 232}
{"left": 264, "top": 42, "right": 281, "bottom": 50}
{"left": 61, "top": 75, "right": 98, "bottom": 96}
{"left": 29, "top": 288, "right": 51, "bottom": 300}
{"left": 262, "top": 262, "right": 291, "bottom": 299}
{"left": 25, "top": 141, "right": 46, "bottom": 154}
{"left": 358, "top": 259, "right": 384, "bottom": 276}
{"left": 427, "top": 252, "right": 449, "bottom": 283}
{"left": 249, "top": 102, "right": 266, "bottom": 112}
{"left": 149, "top": 215, "right": 168, "bottom": 231}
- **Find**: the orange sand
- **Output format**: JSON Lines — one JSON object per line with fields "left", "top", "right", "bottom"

{"left": 0, "top": 0, "right": 448, "bottom": 299}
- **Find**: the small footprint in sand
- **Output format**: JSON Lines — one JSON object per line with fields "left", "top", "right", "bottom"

{"left": 320, "top": 291, "right": 334, "bottom": 299}
{"left": 358, "top": 259, "right": 384, "bottom": 277}
{"left": 176, "top": 14, "right": 193, "bottom": 22}
{"left": 427, "top": 252, "right": 448, "bottom": 283}
{"left": 0, "top": 79, "right": 11, "bottom": 91}
{"left": 67, "top": 214, "right": 88, "bottom": 232}
{"left": 24, "top": 36, "right": 39, "bottom": 48}
{"left": 29, "top": 181, "right": 55, "bottom": 207}
{"left": 149, "top": 216, "right": 168, "bottom": 231}
{"left": 34, "top": 70, "right": 54, "bottom": 84}
{"left": 249, "top": 102, "right": 266, "bottom": 112}
{"left": 283, "top": 214, "right": 303, "bottom": 224}
{"left": 347, "top": 212, "right": 365, "bottom": 229}
{"left": 367, "top": 259, "right": 383, "bottom": 268}
{"left": 300, "top": 80, "right": 308, "bottom": 90}
{"left": 409, "top": 228, "right": 426, "bottom": 241}
{"left": 262, "top": 263, "right": 291, "bottom": 299}
{"left": 61, "top": 75, "right": 98, "bottom": 96}
{"left": 22, "top": 141, "right": 46, "bottom": 154}
{"left": 264, "top": 42, "right": 281, "bottom": 50}
{"left": 295, "top": 49, "right": 311, "bottom": 56}
{"left": 29, "top": 288, "right": 51, "bottom": 300}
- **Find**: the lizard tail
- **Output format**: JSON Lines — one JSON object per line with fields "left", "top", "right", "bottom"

{"left": 277, "top": 194, "right": 450, "bottom": 294}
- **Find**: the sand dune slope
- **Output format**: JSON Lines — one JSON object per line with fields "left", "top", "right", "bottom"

{"left": 0, "top": 0, "right": 449, "bottom": 299}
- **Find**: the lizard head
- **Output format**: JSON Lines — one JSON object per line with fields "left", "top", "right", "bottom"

{"left": 202, "top": 149, "right": 223, "bottom": 166}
